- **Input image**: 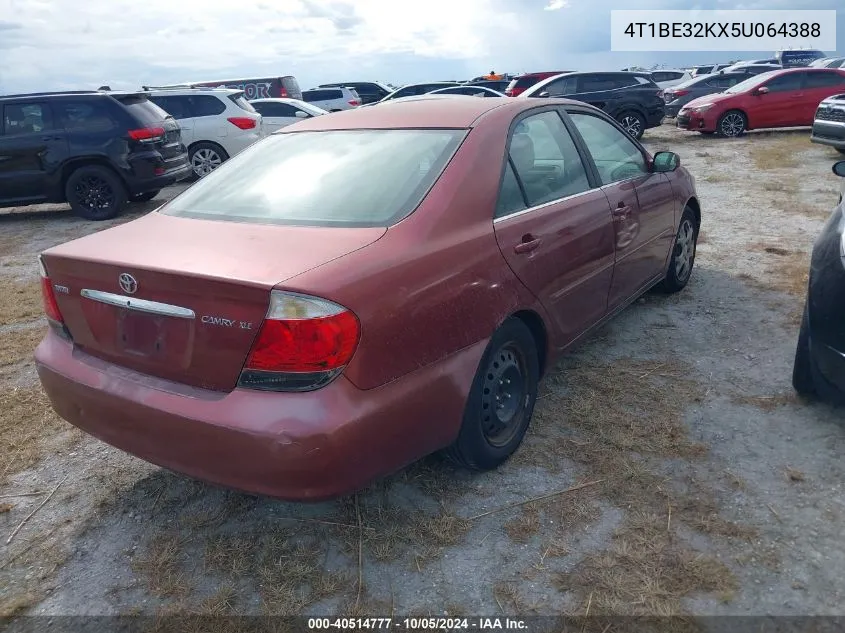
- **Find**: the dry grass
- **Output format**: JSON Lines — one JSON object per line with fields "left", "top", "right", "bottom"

{"left": 0, "top": 278, "right": 42, "bottom": 326}
{"left": 700, "top": 173, "right": 728, "bottom": 183}
{"left": 751, "top": 133, "right": 810, "bottom": 171}
{"left": 731, "top": 393, "right": 796, "bottom": 412}
{"left": 740, "top": 245, "right": 810, "bottom": 300}
{"left": 504, "top": 503, "right": 541, "bottom": 543}
{"left": 131, "top": 533, "right": 192, "bottom": 599}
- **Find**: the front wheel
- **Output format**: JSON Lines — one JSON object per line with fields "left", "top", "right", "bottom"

{"left": 617, "top": 111, "right": 646, "bottom": 139}
{"left": 445, "top": 318, "right": 540, "bottom": 471}
{"left": 655, "top": 206, "right": 698, "bottom": 293}
{"left": 718, "top": 110, "right": 746, "bottom": 137}
{"left": 64, "top": 165, "right": 127, "bottom": 221}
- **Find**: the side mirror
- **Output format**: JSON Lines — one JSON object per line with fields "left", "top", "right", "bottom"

{"left": 652, "top": 151, "right": 680, "bottom": 172}
{"left": 752, "top": 86, "right": 770, "bottom": 96}
{"left": 538, "top": 91, "right": 550, "bottom": 98}
{"left": 834, "top": 161, "right": 845, "bottom": 177}
{"left": 294, "top": 110, "right": 310, "bottom": 119}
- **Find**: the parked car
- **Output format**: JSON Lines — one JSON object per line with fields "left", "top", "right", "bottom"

{"left": 467, "top": 80, "right": 511, "bottom": 93}
{"left": 691, "top": 63, "right": 732, "bottom": 77}
{"left": 810, "top": 57, "right": 845, "bottom": 69}
{"left": 811, "top": 94, "right": 845, "bottom": 154}
{"left": 677, "top": 68, "right": 845, "bottom": 137}
{"left": 34, "top": 97, "right": 700, "bottom": 500}
{"left": 428, "top": 86, "right": 505, "bottom": 98}
{"left": 370, "top": 83, "right": 461, "bottom": 104}
{"left": 720, "top": 63, "right": 782, "bottom": 76}
{"left": 168, "top": 75, "right": 303, "bottom": 101}
{"left": 777, "top": 49, "right": 827, "bottom": 68}
{"left": 146, "top": 87, "right": 264, "bottom": 179}
{"left": 0, "top": 90, "right": 189, "bottom": 220}
{"left": 792, "top": 160, "right": 845, "bottom": 402}
{"left": 504, "top": 72, "right": 572, "bottom": 97}
{"left": 663, "top": 72, "right": 747, "bottom": 118}
{"left": 317, "top": 82, "right": 392, "bottom": 105}
{"left": 250, "top": 98, "right": 328, "bottom": 133}
{"left": 520, "top": 71, "right": 665, "bottom": 139}
{"left": 301, "top": 87, "right": 361, "bottom": 112}
{"left": 649, "top": 70, "right": 693, "bottom": 89}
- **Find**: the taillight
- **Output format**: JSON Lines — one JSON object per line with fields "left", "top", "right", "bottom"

{"left": 128, "top": 127, "right": 165, "bottom": 142}
{"left": 348, "top": 99, "right": 360, "bottom": 106}
{"left": 238, "top": 291, "right": 360, "bottom": 392}
{"left": 227, "top": 117, "right": 257, "bottom": 130}
{"left": 673, "top": 89, "right": 690, "bottom": 97}
{"left": 38, "top": 255, "right": 71, "bottom": 340}
{"left": 279, "top": 87, "right": 289, "bottom": 97}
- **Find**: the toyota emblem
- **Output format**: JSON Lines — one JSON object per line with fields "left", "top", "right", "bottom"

{"left": 118, "top": 273, "right": 138, "bottom": 295}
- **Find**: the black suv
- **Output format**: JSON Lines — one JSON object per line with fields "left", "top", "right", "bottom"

{"left": 523, "top": 72, "right": 665, "bottom": 139}
{"left": 0, "top": 90, "right": 189, "bottom": 220}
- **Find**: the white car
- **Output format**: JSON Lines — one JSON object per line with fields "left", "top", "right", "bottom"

{"left": 250, "top": 98, "right": 328, "bottom": 133}
{"left": 301, "top": 86, "right": 361, "bottom": 111}
{"left": 428, "top": 85, "right": 506, "bottom": 97}
{"left": 648, "top": 69, "right": 693, "bottom": 89}
{"left": 146, "top": 87, "right": 264, "bottom": 179}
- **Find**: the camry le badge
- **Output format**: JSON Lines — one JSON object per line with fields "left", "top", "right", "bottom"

{"left": 118, "top": 273, "right": 138, "bottom": 295}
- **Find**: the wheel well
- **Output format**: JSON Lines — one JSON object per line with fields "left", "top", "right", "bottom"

{"left": 720, "top": 108, "right": 747, "bottom": 123}
{"left": 188, "top": 140, "right": 227, "bottom": 156}
{"left": 616, "top": 106, "right": 645, "bottom": 119}
{"left": 511, "top": 310, "right": 548, "bottom": 377}
{"left": 685, "top": 196, "right": 701, "bottom": 232}
{"left": 60, "top": 158, "right": 123, "bottom": 194}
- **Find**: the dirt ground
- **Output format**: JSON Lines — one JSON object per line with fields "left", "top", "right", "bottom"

{"left": 2, "top": 124, "right": 845, "bottom": 622}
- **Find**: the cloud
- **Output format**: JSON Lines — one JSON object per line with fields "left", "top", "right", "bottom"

{"left": 544, "top": 0, "right": 570, "bottom": 10}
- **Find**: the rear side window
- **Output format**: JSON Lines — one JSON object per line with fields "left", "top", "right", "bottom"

{"left": 805, "top": 72, "right": 845, "bottom": 88}
{"left": 191, "top": 95, "right": 226, "bottom": 117}
{"left": 55, "top": 100, "right": 118, "bottom": 133}
{"left": 578, "top": 75, "right": 623, "bottom": 92}
{"left": 148, "top": 95, "right": 191, "bottom": 120}
{"left": 161, "top": 129, "right": 466, "bottom": 227}
{"left": 2, "top": 102, "right": 54, "bottom": 134}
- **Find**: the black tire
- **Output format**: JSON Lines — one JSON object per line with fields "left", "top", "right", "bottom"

{"left": 330, "top": 109, "right": 343, "bottom": 113}
{"left": 445, "top": 318, "right": 540, "bottom": 470}
{"left": 717, "top": 110, "right": 747, "bottom": 137}
{"left": 64, "top": 165, "right": 127, "bottom": 221}
{"left": 837, "top": 148, "right": 845, "bottom": 155}
{"left": 617, "top": 111, "right": 646, "bottom": 139}
{"left": 700, "top": 131, "right": 716, "bottom": 135}
{"left": 188, "top": 142, "right": 229, "bottom": 180}
{"left": 129, "top": 190, "right": 160, "bottom": 203}
{"left": 655, "top": 206, "right": 698, "bottom": 293}
{"left": 792, "top": 302, "right": 816, "bottom": 396}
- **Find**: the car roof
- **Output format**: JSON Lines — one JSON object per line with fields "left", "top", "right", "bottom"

{"left": 278, "top": 96, "right": 578, "bottom": 131}
{"left": 0, "top": 90, "right": 147, "bottom": 102}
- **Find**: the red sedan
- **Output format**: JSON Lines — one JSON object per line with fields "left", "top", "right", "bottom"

{"left": 36, "top": 97, "right": 701, "bottom": 500}
{"left": 677, "top": 67, "right": 845, "bottom": 136}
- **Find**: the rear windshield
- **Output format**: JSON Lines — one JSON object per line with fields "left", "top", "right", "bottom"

{"left": 513, "top": 76, "right": 542, "bottom": 90}
{"left": 228, "top": 93, "right": 256, "bottom": 112}
{"left": 115, "top": 95, "right": 170, "bottom": 124}
{"left": 160, "top": 129, "right": 466, "bottom": 227}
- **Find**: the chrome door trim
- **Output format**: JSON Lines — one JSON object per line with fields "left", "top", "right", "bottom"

{"left": 80, "top": 289, "right": 195, "bottom": 319}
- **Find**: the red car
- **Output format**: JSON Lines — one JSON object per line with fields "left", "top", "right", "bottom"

{"left": 505, "top": 72, "right": 572, "bottom": 97}
{"left": 36, "top": 97, "right": 701, "bottom": 500}
{"left": 677, "top": 67, "right": 845, "bottom": 136}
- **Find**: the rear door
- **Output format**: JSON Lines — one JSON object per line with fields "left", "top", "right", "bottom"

{"left": 0, "top": 101, "right": 68, "bottom": 204}
{"left": 149, "top": 95, "right": 195, "bottom": 145}
{"left": 753, "top": 72, "right": 807, "bottom": 128}
{"left": 492, "top": 108, "right": 615, "bottom": 346}
{"left": 803, "top": 71, "right": 845, "bottom": 124}
{"left": 568, "top": 109, "right": 675, "bottom": 310}
{"left": 189, "top": 94, "right": 229, "bottom": 141}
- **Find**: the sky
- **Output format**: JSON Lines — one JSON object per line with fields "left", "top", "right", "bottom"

{"left": 0, "top": 0, "right": 842, "bottom": 94}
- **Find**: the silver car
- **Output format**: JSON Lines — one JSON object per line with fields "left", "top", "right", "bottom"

{"left": 301, "top": 86, "right": 362, "bottom": 112}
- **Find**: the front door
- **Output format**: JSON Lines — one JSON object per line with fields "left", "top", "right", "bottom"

{"left": 567, "top": 110, "right": 676, "bottom": 310}
{"left": 0, "top": 101, "right": 68, "bottom": 205}
{"left": 492, "top": 109, "right": 616, "bottom": 347}
{"left": 752, "top": 72, "right": 806, "bottom": 128}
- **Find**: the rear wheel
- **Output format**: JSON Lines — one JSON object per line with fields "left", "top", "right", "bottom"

{"left": 718, "top": 110, "right": 746, "bottom": 137}
{"left": 617, "top": 111, "right": 646, "bottom": 139}
{"left": 64, "top": 165, "right": 127, "bottom": 221}
{"left": 129, "top": 190, "right": 160, "bottom": 203}
{"left": 188, "top": 142, "right": 228, "bottom": 180}
{"left": 793, "top": 302, "right": 816, "bottom": 396}
{"left": 445, "top": 318, "right": 540, "bottom": 470}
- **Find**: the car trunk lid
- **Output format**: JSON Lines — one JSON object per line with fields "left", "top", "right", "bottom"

{"left": 41, "top": 212, "right": 385, "bottom": 391}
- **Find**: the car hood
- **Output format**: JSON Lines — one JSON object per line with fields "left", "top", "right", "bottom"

{"left": 683, "top": 92, "right": 737, "bottom": 109}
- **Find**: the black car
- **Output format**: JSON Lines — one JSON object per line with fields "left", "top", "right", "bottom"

{"left": 0, "top": 90, "right": 189, "bottom": 220}
{"left": 811, "top": 94, "right": 845, "bottom": 154}
{"left": 664, "top": 72, "right": 747, "bottom": 118}
{"left": 793, "top": 161, "right": 845, "bottom": 403}
{"left": 317, "top": 81, "right": 392, "bottom": 105}
{"left": 521, "top": 72, "right": 665, "bottom": 139}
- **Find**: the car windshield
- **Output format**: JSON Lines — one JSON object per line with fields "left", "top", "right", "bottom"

{"left": 298, "top": 102, "right": 329, "bottom": 116}
{"left": 161, "top": 129, "right": 466, "bottom": 227}
{"left": 724, "top": 73, "right": 775, "bottom": 94}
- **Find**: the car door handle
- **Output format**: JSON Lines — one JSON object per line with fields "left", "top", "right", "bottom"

{"left": 41, "top": 135, "right": 62, "bottom": 141}
{"left": 612, "top": 204, "right": 631, "bottom": 219}
{"left": 514, "top": 235, "right": 541, "bottom": 254}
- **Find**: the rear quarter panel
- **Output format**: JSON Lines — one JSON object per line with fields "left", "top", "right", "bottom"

{"left": 279, "top": 110, "right": 550, "bottom": 390}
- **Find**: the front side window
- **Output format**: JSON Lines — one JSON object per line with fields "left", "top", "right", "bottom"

{"left": 161, "top": 129, "right": 466, "bottom": 227}
{"left": 544, "top": 76, "right": 577, "bottom": 97}
{"left": 506, "top": 111, "right": 590, "bottom": 208}
{"left": 2, "top": 102, "right": 53, "bottom": 134}
{"left": 570, "top": 113, "right": 647, "bottom": 184}
{"left": 764, "top": 73, "right": 804, "bottom": 93}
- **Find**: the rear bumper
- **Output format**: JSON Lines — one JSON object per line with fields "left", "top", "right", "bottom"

{"left": 126, "top": 153, "right": 191, "bottom": 194}
{"left": 35, "top": 330, "right": 485, "bottom": 501}
{"left": 811, "top": 120, "right": 845, "bottom": 149}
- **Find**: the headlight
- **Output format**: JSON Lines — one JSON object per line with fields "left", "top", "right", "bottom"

{"left": 690, "top": 103, "right": 714, "bottom": 112}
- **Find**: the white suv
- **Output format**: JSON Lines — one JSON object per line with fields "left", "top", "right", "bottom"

{"left": 301, "top": 86, "right": 361, "bottom": 112}
{"left": 145, "top": 87, "right": 264, "bottom": 179}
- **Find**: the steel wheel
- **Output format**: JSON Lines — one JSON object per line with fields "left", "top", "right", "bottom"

{"left": 74, "top": 175, "right": 115, "bottom": 213}
{"left": 719, "top": 112, "right": 745, "bottom": 137}
{"left": 673, "top": 217, "right": 696, "bottom": 282}
{"left": 480, "top": 343, "right": 530, "bottom": 448}
{"left": 620, "top": 114, "right": 643, "bottom": 138}
{"left": 191, "top": 148, "right": 223, "bottom": 177}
